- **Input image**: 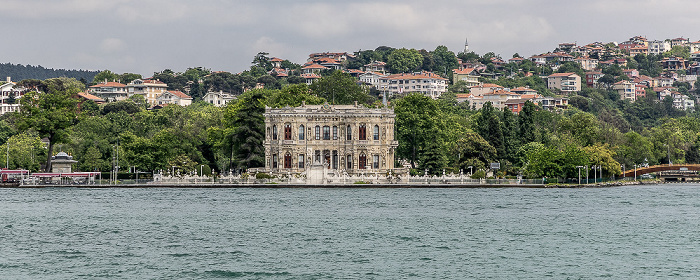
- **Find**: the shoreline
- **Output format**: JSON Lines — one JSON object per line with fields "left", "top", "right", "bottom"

{"left": 2, "top": 179, "right": 683, "bottom": 189}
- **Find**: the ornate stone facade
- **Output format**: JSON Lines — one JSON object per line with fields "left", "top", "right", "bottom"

{"left": 263, "top": 103, "right": 398, "bottom": 176}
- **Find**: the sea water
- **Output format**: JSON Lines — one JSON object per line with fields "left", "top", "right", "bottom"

{"left": 1, "top": 184, "right": 700, "bottom": 279}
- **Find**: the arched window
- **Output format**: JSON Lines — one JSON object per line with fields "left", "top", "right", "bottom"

{"left": 272, "top": 154, "right": 278, "bottom": 169}
{"left": 359, "top": 153, "right": 367, "bottom": 169}
{"left": 272, "top": 125, "right": 278, "bottom": 140}
{"left": 373, "top": 155, "right": 379, "bottom": 169}
{"left": 284, "top": 153, "right": 292, "bottom": 169}
{"left": 346, "top": 155, "right": 353, "bottom": 169}
{"left": 359, "top": 124, "right": 367, "bottom": 140}
{"left": 333, "top": 126, "right": 338, "bottom": 140}
{"left": 298, "top": 154, "right": 305, "bottom": 169}
{"left": 373, "top": 125, "right": 379, "bottom": 140}
{"left": 284, "top": 124, "right": 292, "bottom": 140}
{"left": 298, "top": 125, "right": 305, "bottom": 140}
{"left": 315, "top": 126, "right": 320, "bottom": 140}
{"left": 346, "top": 125, "right": 352, "bottom": 140}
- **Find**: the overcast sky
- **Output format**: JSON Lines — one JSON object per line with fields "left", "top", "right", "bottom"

{"left": 1, "top": 0, "right": 698, "bottom": 77}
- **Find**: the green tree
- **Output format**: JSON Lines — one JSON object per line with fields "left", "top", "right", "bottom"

{"left": 92, "top": 70, "right": 119, "bottom": 84}
{"left": 17, "top": 78, "right": 80, "bottom": 171}
{"left": 454, "top": 132, "right": 497, "bottom": 171}
{"left": 267, "top": 84, "right": 326, "bottom": 108}
{"left": 431, "top": 45, "right": 459, "bottom": 77}
{"left": 309, "top": 70, "right": 372, "bottom": 105}
{"left": 394, "top": 93, "right": 447, "bottom": 168}
{"left": 518, "top": 101, "right": 537, "bottom": 143}
{"left": 232, "top": 90, "right": 266, "bottom": 170}
{"left": 387, "top": 48, "right": 422, "bottom": 73}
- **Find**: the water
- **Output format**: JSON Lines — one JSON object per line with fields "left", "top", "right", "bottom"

{"left": 1, "top": 185, "right": 700, "bottom": 279}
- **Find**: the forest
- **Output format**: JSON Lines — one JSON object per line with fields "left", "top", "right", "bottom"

{"left": 0, "top": 62, "right": 99, "bottom": 82}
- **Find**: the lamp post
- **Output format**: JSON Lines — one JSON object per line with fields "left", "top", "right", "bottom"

{"left": 585, "top": 165, "right": 589, "bottom": 184}
{"left": 468, "top": 166, "right": 473, "bottom": 177}
{"left": 621, "top": 164, "right": 625, "bottom": 179}
{"left": 593, "top": 165, "right": 597, "bottom": 183}
{"left": 634, "top": 164, "right": 637, "bottom": 180}
{"left": 576, "top": 166, "right": 584, "bottom": 185}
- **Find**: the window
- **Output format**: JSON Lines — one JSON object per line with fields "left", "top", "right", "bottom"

{"left": 284, "top": 124, "right": 292, "bottom": 140}
{"left": 315, "top": 126, "right": 320, "bottom": 140}
{"left": 272, "top": 154, "right": 278, "bottom": 169}
{"left": 373, "top": 155, "right": 379, "bottom": 169}
{"left": 346, "top": 155, "right": 352, "bottom": 169}
{"left": 359, "top": 154, "right": 367, "bottom": 169}
{"left": 323, "top": 126, "right": 330, "bottom": 140}
{"left": 298, "top": 154, "right": 305, "bottom": 169}
{"left": 315, "top": 150, "right": 321, "bottom": 163}
{"left": 272, "top": 125, "right": 278, "bottom": 140}
{"left": 373, "top": 125, "right": 379, "bottom": 140}
{"left": 346, "top": 125, "right": 352, "bottom": 140}
{"left": 298, "top": 125, "right": 305, "bottom": 140}
{"left": 332, "top": 151, "right": 338, "bottom": 169}
{"left": 333, "top": 126, "right": 338, "bottom": 140}
{"left": 359, "top": 124, "right": 367, "bottom": 140}
{"left": 284, "top": 153, "right": 292, "bottom": 168}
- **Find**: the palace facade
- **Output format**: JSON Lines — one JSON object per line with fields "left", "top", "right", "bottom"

{"left": 263, "top": 102, "right": 398, "bottom": 176}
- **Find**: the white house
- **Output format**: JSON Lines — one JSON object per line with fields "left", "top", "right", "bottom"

{"left": 156, "top": 90, "right": 192, "bottom": 106}
{"left": 203, "top": 91, "right": 237, "bottom": 107}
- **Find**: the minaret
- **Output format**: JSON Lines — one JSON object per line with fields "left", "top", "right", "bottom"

{"left": 464, "top": 37, "right": 469, "bottom": 53}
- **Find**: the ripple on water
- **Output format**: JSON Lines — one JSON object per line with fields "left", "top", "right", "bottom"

{"left": 1, "top": 186, "right": 700, "bottom": 279}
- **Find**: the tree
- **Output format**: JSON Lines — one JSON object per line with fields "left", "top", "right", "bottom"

{"left": 518, "top": 101, "right": 537, "bottom": 143}
{"left": 387, "top": 48, "right": 422, "bottom": 73}
{"left": 17, "top": 78, "right": 80, "bottom": 171}
{"left": 267, "top": 84, "right": 326, "bottom": 108}
{"left": 309, "top": 70, "right": 372, "bottom": 105}
{"left": 232, "top": 90, "right": 266, "bottom": 170}
{"left": 252, "top": 52, "right": 273, "bottom": 71}
{"left": 431, "top": 45, "right": 459, "bottom": 77}
{"left": 394, "top": 93, "right": 447, "bottom": 169}
{"left": 454, "top": 132, "right": 497, "bottom": 171}
{"left": 92, "top": 70, "right": 119, "bottom": 84}
{"left": 419, "top": 138, "right": 447, "bottom": 175}
{"left": 119, "top": 73, "right": 142, "bottom": 84}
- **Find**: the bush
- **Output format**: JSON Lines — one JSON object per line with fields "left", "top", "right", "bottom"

{"left": 255, "top": 172, "right": 274, "bottom": 179}
{"left": 471, "top": 170, "right": 486, "bottom": 179}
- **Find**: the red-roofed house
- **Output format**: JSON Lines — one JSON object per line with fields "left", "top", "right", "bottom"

{"left": 270, "top": 57, "right": 284, "bottom": 68}
{"left": 364, "top": 61, "right": 387, "bottom": 74}
{"left": 574, "top": 56, "right": 598, "bottom": 71}
{"left": 88, "top": 81, "right": 128, "bottom": 102}
{"left": 77, "top": 92, "right": 105, "bottom": 105}
{"left": 613, "top": 80, "right": 636, "bottom": 102}
{"left": 547, "top": 73, "right": 581, "bottom": 92}
{"left": 156, "top": 90, "right": 192, "bottom": 106}
{"left": 302, "top": 63, "right": 328, "bottom": 74}
{"left": 126, "top": 79, "right": 168, "bottom": 105}
{"left": 452, "top": 68, "right": 480, "bottom": 87}
{"left": 468, "top": 83, "right": 504, "bottom": 96}
{"left": 300, "top": 73, "right": 322, "bottom": 85}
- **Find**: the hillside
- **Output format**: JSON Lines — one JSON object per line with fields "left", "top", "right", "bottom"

{"left": 0, "top": 62, "right": 99, "bottom": 82}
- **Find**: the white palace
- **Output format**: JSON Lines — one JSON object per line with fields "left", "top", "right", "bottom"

{"left": 263, "top": 102, "right": 398, "bottom": 177}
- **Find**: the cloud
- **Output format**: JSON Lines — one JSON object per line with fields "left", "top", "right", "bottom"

{"left": 252, "top": 37, "right": 286, "bottom": 58}
{"left": 99, "top": 38, "right": 127, "bottom": 53}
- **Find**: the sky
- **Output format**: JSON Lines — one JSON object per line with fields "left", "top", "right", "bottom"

{"left": 1, "top": 0, "right": 699, "bottom": 77}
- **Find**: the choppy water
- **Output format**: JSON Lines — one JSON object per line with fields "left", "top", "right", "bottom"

{"left": 1, "top": 185, "right": 700, "bottom": 279}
